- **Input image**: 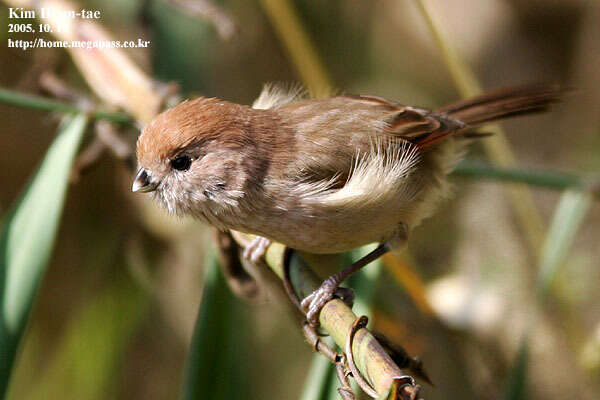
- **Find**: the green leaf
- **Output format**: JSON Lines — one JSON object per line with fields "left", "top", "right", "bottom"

{"left": 348, "top": 244, "right": 382, "bottom": 319}
{"left": 537, "top": 190, "right": 592, "bottom": 298}
{"left": 0, "top": 114, "right": 88, "bottom": 396}
{"left": 300, "top": 355, "right": 336, "bottom": 400}
{"left": 504, "top": 339, "right": 529, "bottom": 400}
{"left": 180, "top": 252, "right": 242, "bottom": 400}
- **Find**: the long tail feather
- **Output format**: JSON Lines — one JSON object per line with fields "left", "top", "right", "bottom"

{"left": 437, "top": 84, "right": 563, "bottom": 127}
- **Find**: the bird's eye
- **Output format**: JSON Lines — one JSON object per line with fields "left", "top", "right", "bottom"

{"left": 170, "top": 155, "right": 192, "bottom": 171}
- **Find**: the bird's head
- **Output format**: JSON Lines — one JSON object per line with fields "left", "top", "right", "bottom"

{"left": 133, "top": 97, "right": 262, "bottom": 220}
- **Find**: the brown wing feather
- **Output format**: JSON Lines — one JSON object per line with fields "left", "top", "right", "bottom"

{"left": 386, "top": 106, "right": 466, "bottom": 148}
{"left": 341, "top": 94, "right": 467, "bottom": 149}
{"left": 343, "top": 83, "right": 562, "bottom": 149}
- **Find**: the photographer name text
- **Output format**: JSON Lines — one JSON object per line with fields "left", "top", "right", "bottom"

{"left": 9, "top": 7, "right": 101, "bottom": 20}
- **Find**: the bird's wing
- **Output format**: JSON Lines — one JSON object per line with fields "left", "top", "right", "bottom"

{"left": 275, "top": 94, "right": 464, "bottom": 212}
{"left": 274, "top": 96, "right": 424, "bottom": 211}
{"left": 340, "top": 94, "right": 467, "bottom": 149}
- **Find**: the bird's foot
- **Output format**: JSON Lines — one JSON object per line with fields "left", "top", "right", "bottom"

{"left": 300, "top": 276, "right": 355, "bottom": 327}
{"left": 242, "top": 236, "right": 271, "bottom": 262}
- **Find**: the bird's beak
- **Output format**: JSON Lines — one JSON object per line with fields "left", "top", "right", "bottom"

{"left": 132, "top": 168, "right": 158, "bottom": 193}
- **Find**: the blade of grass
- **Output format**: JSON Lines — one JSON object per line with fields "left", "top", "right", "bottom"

{"left": 504, "top": 338, "right": 529, "bottom": 400}
{"left": 348, "top": 245, "right": 382, "bottom": 320}
{"left": 0, "top": 114, "right": 88, "bottom": 396}
{"left": 300, "top": 355, "right": 336, "bottom": 400}
{"left": 537, "top": 190, "right": 592, "bottom": 299}
{"left": 414, "top": 0, "right": 546, "bottom": 254}
{"left": 180, "top": 251, "right": 242, "bottom": 400}
{"left": 0, "top": 88, "right": 132, "bottom": 124}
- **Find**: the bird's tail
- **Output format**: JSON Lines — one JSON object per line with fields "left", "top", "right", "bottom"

{"left": 436, "top": 84, "right": 564, "bottom": 128}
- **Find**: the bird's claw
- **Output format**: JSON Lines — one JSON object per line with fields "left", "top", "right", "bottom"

{"left": 301, "top": 277, "right": 355, "bottom": 327}
{"left": 242, "top": 236, "right": 271, "bottom": 262}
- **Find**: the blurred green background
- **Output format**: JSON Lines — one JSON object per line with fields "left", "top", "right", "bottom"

{"left": 1, "top": 0, "right": 599, "bottom": 399}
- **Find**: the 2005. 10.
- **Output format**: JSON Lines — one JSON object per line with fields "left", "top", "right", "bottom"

{"left": 8, "top": 24, "right": 58, "bottom": 33}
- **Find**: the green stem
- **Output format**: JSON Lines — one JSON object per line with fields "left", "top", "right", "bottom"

{"left": 0, "top": 88, "right": 132, "bottom": 124}
{"left": 453, "top": 161, "right": 597, "bottom": 196}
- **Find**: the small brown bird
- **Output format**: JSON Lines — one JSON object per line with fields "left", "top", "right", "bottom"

{"left": 133, "top": 83, "right": 561, "bottom": 325}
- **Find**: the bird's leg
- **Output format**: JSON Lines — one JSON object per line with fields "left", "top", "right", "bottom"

{"left": 301, "top": 223, "right": 409, "bottom": 327}
{"left": 242, "top": 236, "right": 272, "bottom": 262}
{"left": 300, "top": 243, "right": 390, "bottom": 327}
{"left": 282, "top": 249, "right": 346, "bottom": 362}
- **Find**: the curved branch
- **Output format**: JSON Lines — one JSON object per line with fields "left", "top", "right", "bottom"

{"left": 232, "top": 232, "right": 423, "bottom": 400}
